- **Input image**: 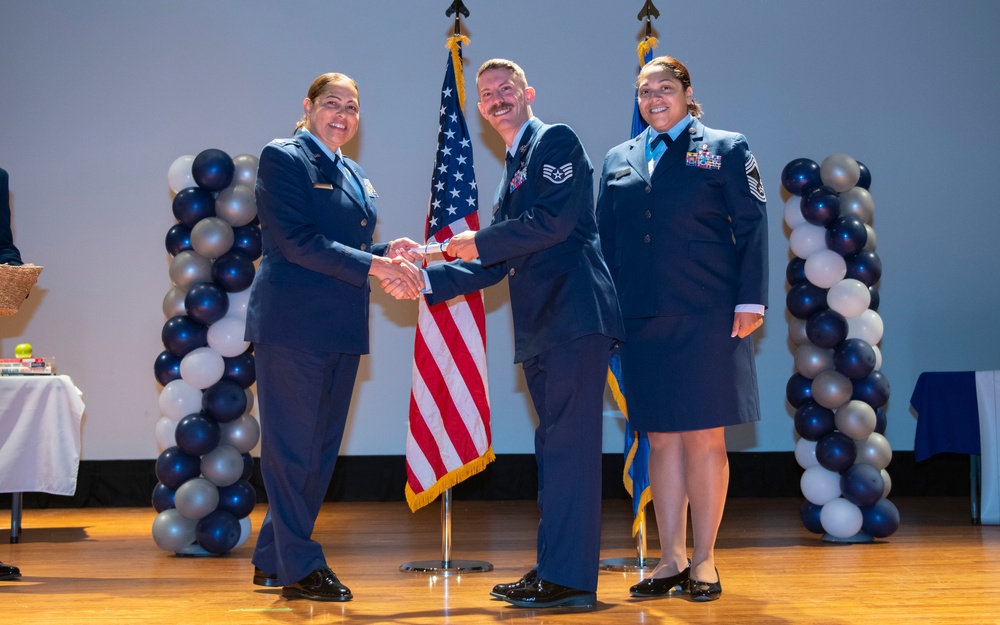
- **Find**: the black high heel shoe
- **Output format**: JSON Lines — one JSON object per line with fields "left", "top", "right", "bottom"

{"left": 629, "top": 566, "right": 690, "bottom": 597}
{"left": 688, "top": 567, "right": 721, "bottom": 602}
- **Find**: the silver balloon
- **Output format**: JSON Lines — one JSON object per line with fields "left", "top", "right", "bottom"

{"left": 834, "top": 400, "right": 877, "bottom": 440}
{"left": 811, "top": 370, "right": 853, "bottom": 409}
{"left": 152, "top": 508, "right": 198, "bottom": 552}
{"left": 201, "top": 444, "right": 244, "bottom": 487}
{"left": 788, "top": 317, "right": 809, "bottom": 345}
{"left": 863, "top": 224, "right": 877, "bottom": 251}
{"left": 162, "top": 286, "right": 188, "bottom": 318}
{"left": 190, "top": 217, "right": 235, "bottom": 260}
{"left": 856, "top": 432, "right": 892, "bottom": 470}
{"left": 169, "top": 250, "right": 212, "bottom": 288}
{"left": 174, "top": 477, "right": 220, "bottom": 520}
{"left": 794, "top": 343, "right": 835, "bottom": 378}
{"left": 215, "top": 184, "right": 257, "bottom": 227}
{"left": 881, "top": 469, "right": 892, "bottom": 498}
{"left": 820, "top": 153, "right": 861, "bottom": 193}
{"left": 220, "top": 414, "right": 261, "bottom": 454}
{"left": 243, "top": 387, "right": 255, "bottom": 414}
{"left": 232, "top": 154, "right": 259, "bottom": 187}
{"left": 839, "top": 187, "right": 875, "bottom": 223}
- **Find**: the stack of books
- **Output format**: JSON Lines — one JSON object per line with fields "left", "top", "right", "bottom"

{"left": 0, "top": 357, "right": 54, "bottom": 376}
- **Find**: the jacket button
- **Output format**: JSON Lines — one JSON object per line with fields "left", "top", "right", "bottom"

{"left": 645, "top": 186, "right": 651, "bottom": 193}
{"left": 645, "top": 210, "right": 652, "bottom": 219}
{"left": 360, "top": 218, "right": 368, "bottom": 227}
{"left": 643, "top": 235, "right": 651, "bottom": 243}
{"left": 509, "top": 268, "right": 516, "bottom": 277}
{"left": 360, "top": 243, "right": 367, "bottom": 251}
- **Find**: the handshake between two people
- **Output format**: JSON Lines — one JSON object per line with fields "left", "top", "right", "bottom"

{"left": 368, "top": 231, "right": 480, "bottom": 300}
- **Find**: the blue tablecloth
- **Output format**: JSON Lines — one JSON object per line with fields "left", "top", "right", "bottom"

{"left": 911, "top": 371, "right": 980, "bottom": 461}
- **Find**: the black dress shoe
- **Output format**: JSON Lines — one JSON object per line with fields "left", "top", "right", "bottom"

{"left": 689, "top": 568, "right": 722, "bottom": 602}
{"left": 490, "top": 568, "right": 537, "bottom": 598}
{"left": 252, "top": 567, "right": 279, "bottom": 587}
{"left": 0, "top": 561, "right": 21, "bottom": 581}
{"left": 281, "top": 567, "right": 353, "bottom": 602}
{"left": 629, "top": 566, "right": 689, "bottom": 597}
{"left": 504, "top": 578, "right": 596, "bottom": 608}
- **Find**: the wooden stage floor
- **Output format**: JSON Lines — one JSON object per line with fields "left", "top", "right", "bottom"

{"left": 2, "top": 497, "right": 999, "bottom": 624}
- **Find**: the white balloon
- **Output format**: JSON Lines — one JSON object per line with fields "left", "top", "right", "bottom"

{"left": 227, "top": 287, "right": 251, "bottom": 320}
{"left": 235, "top": 516, "right": 253, "bottom": 548}
{"left": 155, "top": 416, "right": 177, "bottom": 450}
{"left": 880, "top": 469, "right": 892, "bottom": 498}
{"left": 827, "top": 279, "right": 871, "bottom": 318}
{"left": 801, "top": 465, "right": 842, "bottom": 505}
{"left": 158, "top": 379, "right": 204, "bottom": 422}
{"left": 872, "top": 345, "right": 882, "bottom": 371}
{"left": 820, "top": 498, "right": 863, "bottom": 538}
{"left": 167, "top": 155, "right": 196, "bottom": 194}
{"left": 783, "top": 195, "right": 806, "bottom": 230}
{"left": 180, "top": 346, "right": 226, "bottom": 390}
{"left": 790, "top": 223, "right": 829, "bottom": 259}
{"left": 804, "top": 249, "right": 847, "bottom": 289}
{"left": 847, "top": 309, "right": 884, "bottom": 346}
{"left": 207, "top": 315, "right": 251, "bottom": 358}
{"left": 795, "top": 437, "right": 819, "bottom": 469}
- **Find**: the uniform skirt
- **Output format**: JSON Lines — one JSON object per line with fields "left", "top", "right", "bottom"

{"left": 619, "top": 313, "right": 761, "bottom": 433}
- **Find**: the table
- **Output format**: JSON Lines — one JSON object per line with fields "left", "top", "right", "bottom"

{"left": 0, "top": 375, "right": 85, "bottom": 542}
{"left": 911, "top": 370, "right": 999, "bottom": 524}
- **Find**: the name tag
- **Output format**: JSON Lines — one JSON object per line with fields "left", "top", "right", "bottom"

{"left": 313, "top": 182, "right": 333, "bottom": 189}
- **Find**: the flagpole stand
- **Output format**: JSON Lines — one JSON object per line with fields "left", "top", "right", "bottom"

{"left": 599, "top": 509, "right": 659, "bottom": 572}
{"left": 400, "top": 488, "right": 493, "bottom": 574}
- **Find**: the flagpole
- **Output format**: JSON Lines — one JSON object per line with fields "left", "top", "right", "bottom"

{"left": 399, "top": 3, "right": 492, "bottom": 575}
{"left": 600, "top": 1, "right": 662, "bottom": 574}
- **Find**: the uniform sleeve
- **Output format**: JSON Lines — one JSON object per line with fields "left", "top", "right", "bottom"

{"left": 424, "top": 258, "right": 507, "bottom": 306}
{"left": 723, "top": 135, "right": 768, "bottom": 307}
{"left": 476, "top": 125, "right": 591, "bottom": 265}
{"left": 255, "top": 143, "right": 373, "bottom": 287}
{"left": 595, "top": 151, "right": 617, "bottom": 283}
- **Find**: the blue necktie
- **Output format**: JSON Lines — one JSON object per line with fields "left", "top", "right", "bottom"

{"left": 335, "top": 155, "right": 364, "bottom": 202}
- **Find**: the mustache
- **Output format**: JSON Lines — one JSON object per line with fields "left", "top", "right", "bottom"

{"left": 488, "top": 102, "right": 512, "bottom": 116}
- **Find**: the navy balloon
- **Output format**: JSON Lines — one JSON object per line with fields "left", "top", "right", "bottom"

{"left": 781, "top": 158, "right": 821, "bottom": 196}
{"left": 202, "top": 379, "right": 248, "bottom": 423}
{"left": 800, "top": 185, "right": 841, "bottom": 227}
{"left": 852, "top": 370, "right": 891, "bottom": 408}
{"left": 241, "top": 452, "right": 254, "bottom": 481}
{"left": 800, "top": 500, "right": 824, "bottom": 534}
{"left": 154, "top": 446, "right": 201, "bottom": 490}
{"left": 845, "top": 249, "right": 882, "bottom": 286}
{"left": 184, "top": 282, "right": 230, "bottom": 326}
{"left": 222, "top": 350, "right": 256, "bottom": 389}
{"left": 175, "top": 413, "right": 222, "bottom": 456}
{"left": 856, "top": 161, "right": 872, "bottom": 190}
{"left": 841, "top": 463, "right": 885, "bottom": 507}
{"left": 794, "top": 401, "right": 836, "bottom": 441}
{"left": 786, "top": 373, "right": 814, "bottom": 408}
{"left": 861, "top": 498, "right": 899, "bottom": 537}
{"left": 217, "top": 480, "right": 256, "bottom": 518}
{"left": 192, "top": 149, "right": 235, "bottom": 193}
{"left": 152, "top": 482, "right": 176, "bottom": 513}
{"left": 232, "top": 223, "right": 262, "bottom": 261}
{"left": 806, "top": 309, "right": 848, "bottom": 349}
{"left": 874, "top": 406, "right": 887, "bottom": 434}
{"left": 787, "top": 282, "right": 828, "bottom": 320}
{"left": 211, "top": 249, "right": 255, "bottom": 293}
{"left": 815, "top": 431, "right": 857, "bottom": 472}
{"left": 868, "top": 286, "right": 880, "bottom": 311}
{"left": 154, "top": 350, "right": 183, "bottom": 386}
{"left": 172, "top": 186, "right": 216, "bottom": 227}
{"left": 161, "top": 315, "right": 208, "bottom": 357}
{"left": 165, "top": 224, "right": 193, "bottom": 256}
{"left": 195, "top": 510, "right": 241, "bottom": 554}
{"left": 825, "top": 216, "right": 868, "bottom": 256}
{"left": 834, "top": 338, "right": 877, "bottom": 379}
{"left": 786, "top": 257, "right": 807, "bottom": 286}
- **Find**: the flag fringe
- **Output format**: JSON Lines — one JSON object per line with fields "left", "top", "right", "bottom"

{"left": 636, "top": 36, "right": 659, "bottom": 66}
{"left": 405, "top": 446, "right": 495, "bottom": 513}
{"left": 446, "top": 35, "right": 470, "bottom": 111}
{"left": 606, "top": 367, "right": 628, "bottom": 419}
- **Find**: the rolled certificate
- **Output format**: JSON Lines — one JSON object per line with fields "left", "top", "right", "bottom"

{"left": 410, "top": 239, "right": 449, "bottom": 256}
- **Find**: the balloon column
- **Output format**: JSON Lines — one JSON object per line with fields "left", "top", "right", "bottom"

{"left": 782, "top": 154, "right": 899, "bottom": 541}
{"left": 153, "top": 149, "right": 262, "bottom": 555}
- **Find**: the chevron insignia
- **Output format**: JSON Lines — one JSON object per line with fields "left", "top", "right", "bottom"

{"left": 745, "top": 152, "right": 766, "bottom": 203}
{"left": 542, "top": 163, "right": 573, "bottom": 184}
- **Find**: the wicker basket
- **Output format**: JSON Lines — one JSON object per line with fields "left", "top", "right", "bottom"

{"left": 0, "top": 264, "right": 43, "bottom": 315}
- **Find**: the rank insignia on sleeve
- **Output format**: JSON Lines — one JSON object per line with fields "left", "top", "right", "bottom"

{"left": 745, "top": 153, "right": 766, "bottom": 202}
{"left": 541, "top": 163, "right": 573, "bottom": 184}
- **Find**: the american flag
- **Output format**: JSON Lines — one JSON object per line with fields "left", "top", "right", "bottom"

{"left": 404, "top": 39, "right": 493, "bottom": 512}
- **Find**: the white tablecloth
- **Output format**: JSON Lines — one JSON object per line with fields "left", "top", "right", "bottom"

{"left": 977, "top": 371, "right": 1000, "bottom": 525}
{"left": 0, "top": 375, "right": 84, "bottom": 495}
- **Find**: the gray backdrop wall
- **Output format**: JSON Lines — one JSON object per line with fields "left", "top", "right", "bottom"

{"left": 2, "top": 1, "right": 998, "bottom": 461}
